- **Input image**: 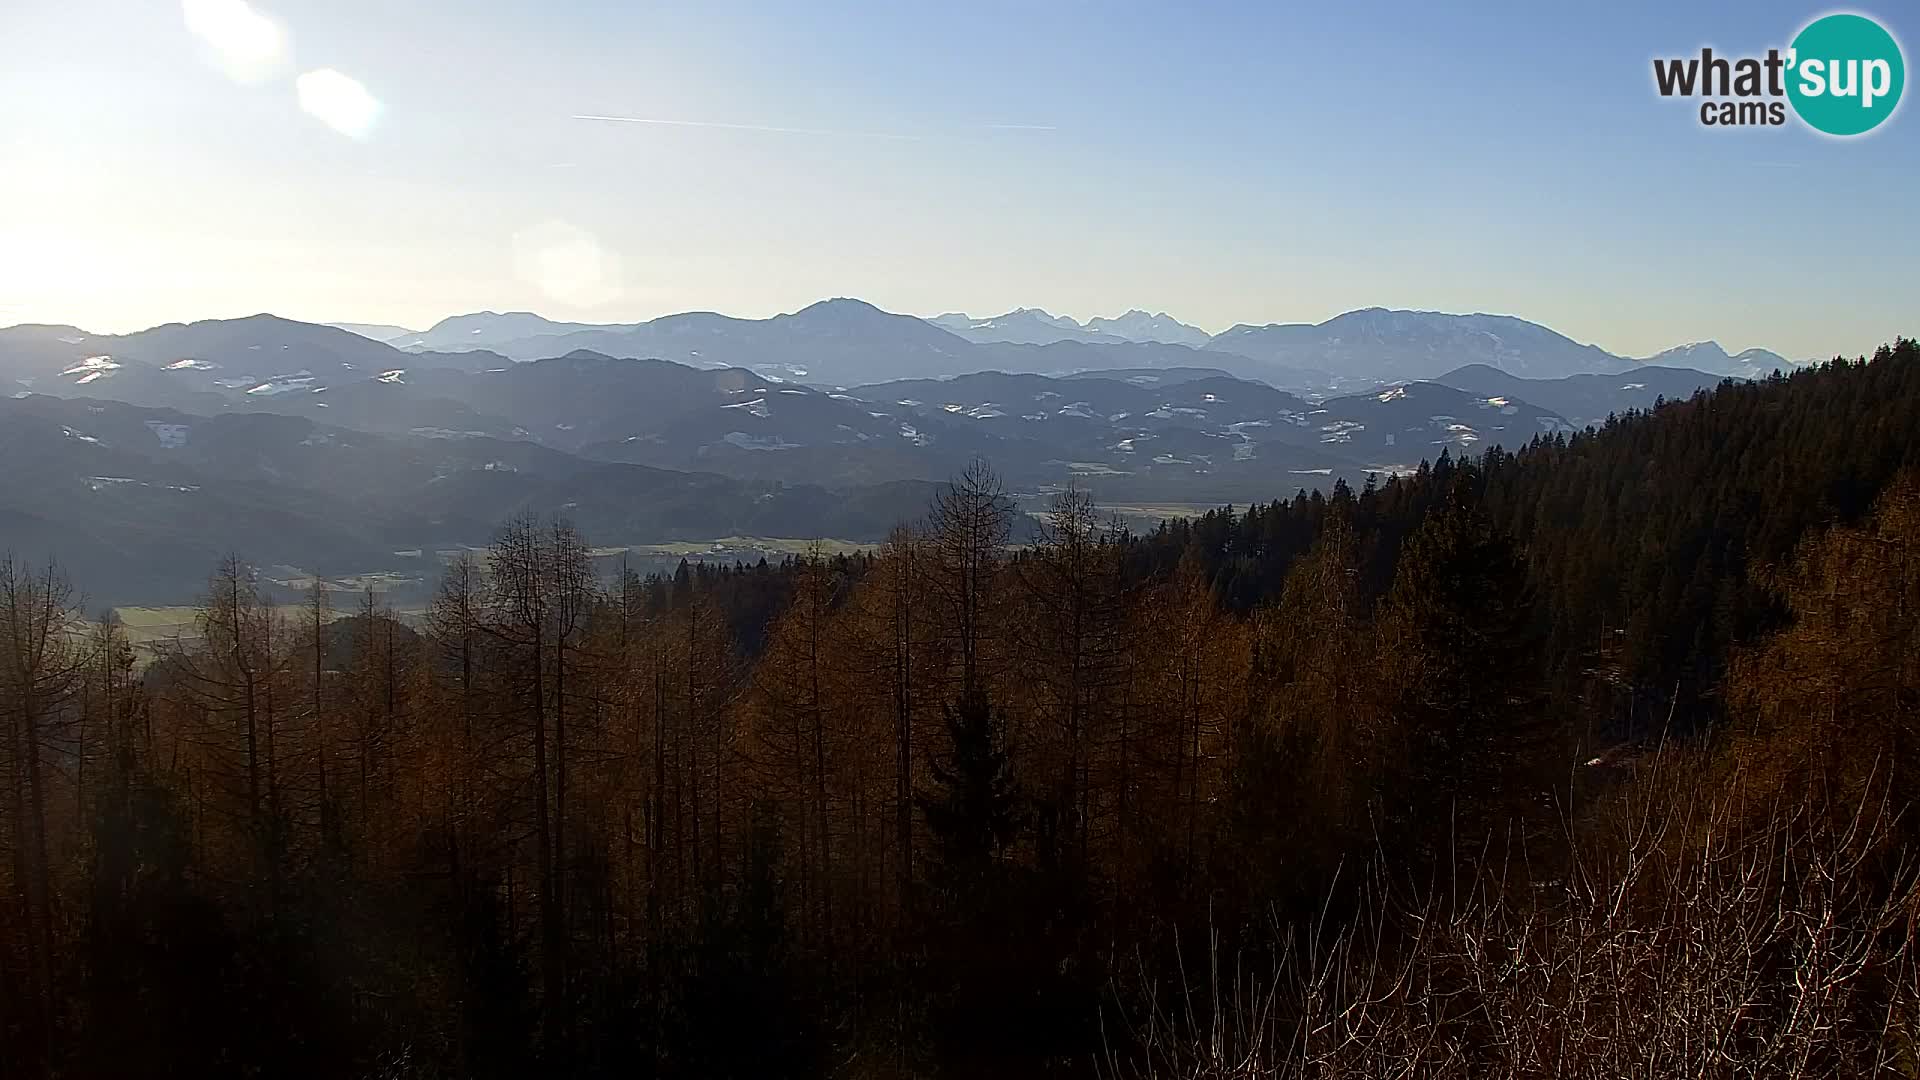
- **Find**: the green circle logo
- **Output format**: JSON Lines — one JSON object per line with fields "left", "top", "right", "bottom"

{"left": 1787, "top": 13, "right": 1905, "bottom": 136}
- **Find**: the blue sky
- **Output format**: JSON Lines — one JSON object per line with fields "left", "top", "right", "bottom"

{"left": 0, "top": 0, "right": 1913, "bottom": 358}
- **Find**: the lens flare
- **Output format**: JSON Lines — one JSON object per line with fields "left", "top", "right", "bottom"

{"left": 182, "top": 0, "right": 287, "bottom": 84}
{"left": 512, "top": 221, "right": 624, "bottom": 308}
{"left": 296, "top": 69, "right": 381, "bottom": 138}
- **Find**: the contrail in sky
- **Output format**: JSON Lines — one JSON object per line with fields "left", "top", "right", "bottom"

{"left": 572, "top": 114, "right": 926, "bottom": 141}
{"left": 573, "top": 114, "right": 1058, "bottom": 140}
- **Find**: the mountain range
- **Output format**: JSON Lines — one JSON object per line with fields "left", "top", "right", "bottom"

{"left": 315, "top": 301, "right": 1803, "bottom": 389}
{"left": 1638, "top": 341, "right": 1795, "bottom": 380}
{"left": 2, "top": 299, "right": 1810, "bottom": 601}
{"left": 927, "top": 308, "right": 1213, "bottom": 348}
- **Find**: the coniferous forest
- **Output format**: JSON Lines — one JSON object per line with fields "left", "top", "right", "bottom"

{"left": 3, "top": 339, "right": 1919, "bottom": 1079}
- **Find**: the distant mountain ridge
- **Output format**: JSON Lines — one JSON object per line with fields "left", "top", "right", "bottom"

{"left": 400, "top": 311, "right": 612, "bottom": 351}
{"left": 502, "top": 298, "right": 973, "bottom": 384}
{"left": 16, "top": 302, "right": 1808, "bottom": 398}
{"left": 930, "top": 309, "right": 1126, "bottom": 345}
{"left": 929, "top": 307, "right": 1210, "bottom": 347}
{"left": 1637, "top": 341, "right": 1799, "bottom": 379}
{"left": 1206, "top": 307, "right": 1631, "bottom": 386}
{"left": 1087, "top": 310, "right": 1212, "bottom": 347}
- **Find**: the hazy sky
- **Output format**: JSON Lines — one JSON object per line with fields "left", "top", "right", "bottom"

{"left": 2, "top": 0, "right": 1913, "bottom": 358}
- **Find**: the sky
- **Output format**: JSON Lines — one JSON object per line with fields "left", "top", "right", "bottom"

{"left": 1, "top": 0, "right": 1914, "bottom": 359}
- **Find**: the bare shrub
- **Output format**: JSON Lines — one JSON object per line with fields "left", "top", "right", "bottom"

{"left": 1115, "top": 753, "right": 1920, "bottom": 1078}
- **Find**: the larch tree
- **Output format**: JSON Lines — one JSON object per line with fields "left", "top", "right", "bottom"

{"left": 1725, "top": 470, "right": 1920, "bottom": 828}
{"left": 170, "top": 555, "right": 300, "bottom": 911}
{"left": 1012, "top": 484, "right": 1130, "bottom": 872}
{"left": 745, "top": 550, "right": 844, "bottom": 947}
{"left": 925, "top": 460, "right": 1012, "bottom": 698}
{"left": 483, "top": 512, "right": 584, "bottom": 1052}
{"left": 839, "top": 525, "right": 936, "bottom": 916}
{"left": 0, "top": 555, "right": 83, "bottom": 1050}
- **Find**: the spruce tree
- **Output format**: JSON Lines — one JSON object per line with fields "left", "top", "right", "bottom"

{"left": 1376, "top": 472, "right": 1547, "bottom": 863}
{"left": 919, "top": 687, "right": 1019, "bottom": 873}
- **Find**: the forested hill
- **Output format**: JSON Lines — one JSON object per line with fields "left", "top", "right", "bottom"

{"left": 0, "top": 340, "right": 1915, "bottom": 1079}
{"left": 1132, "top": 337, "right": 1920, "bottom": 728}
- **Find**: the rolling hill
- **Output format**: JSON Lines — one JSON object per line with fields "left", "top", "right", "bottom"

{"left": 0, "top": 394, "right": 935, "bottom": 602}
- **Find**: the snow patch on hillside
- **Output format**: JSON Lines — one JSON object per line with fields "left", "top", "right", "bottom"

{"left": 722, "top": 431, "right": 799, "bottom": 451}
{"left": 145, "top": 421, "right": 191, "bottom": 448}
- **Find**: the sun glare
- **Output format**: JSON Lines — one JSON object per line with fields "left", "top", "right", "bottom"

{"left": 181, "top": 0, "right": 287, "bottom": 84}
{"left": 513, "top": 221, "right": 624, "bottom": 307}
{"left": 296, "top": 69, "right": 382, "bottom": 138}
